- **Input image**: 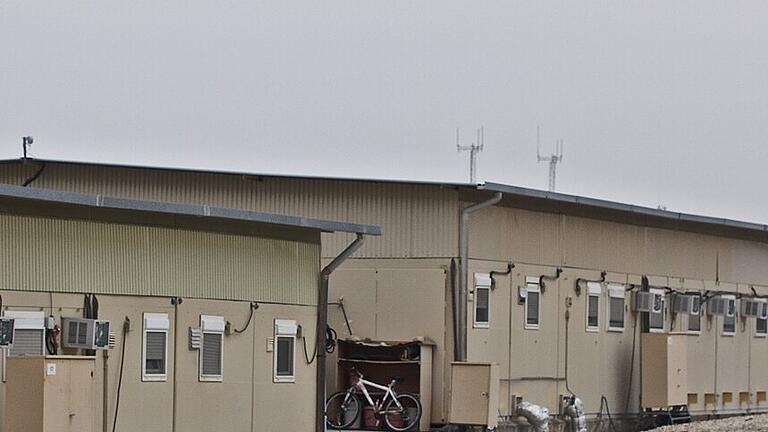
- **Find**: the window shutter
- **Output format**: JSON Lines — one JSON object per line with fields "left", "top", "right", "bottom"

{"left": 145, "top": 331, "right": 167, "bottom": 375}
{"left": 202, "top": 333, "right": 222, "bottom": 376}
{"left": 10, "top": 329, "right": 44, "bottom": 356}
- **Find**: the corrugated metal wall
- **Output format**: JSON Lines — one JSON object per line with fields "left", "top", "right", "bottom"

{"left": 0, "top": 163, "right": 459, "bottom": 258}
{"left": 0, "top": 213, "right": 319, "bottom": 305}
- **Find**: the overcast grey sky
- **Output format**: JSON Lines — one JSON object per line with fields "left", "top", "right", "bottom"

{"left": 2, "top": 2, "right": 767, "bottom": 223}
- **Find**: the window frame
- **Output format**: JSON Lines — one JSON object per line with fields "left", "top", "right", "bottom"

{"left": 686, "top": 293, "right": 702, "bottom": 335}
{"left": 142, "top": 313, "right": 169, "bottom": 382}
{"left": 755, "top": 299, "right": 767, "bottom": 338}
{"left": 473, "top": 273, "right": 492, "bottom": 329}
{"left": 648, "top": 288, "right": 667, "bottom": 333}
{"left": 607, "top": 284, "right": 626, "bottom": 333}
{"left": 274, "top": 319, "right": 297, "bottom": 383}
{"left": 721, "top": 295, "right": 737, "bottom": 337}
{"left": 586, "top": 282, "right": 601, "bottom": 333}
{"left": 199, "top": 315, "right": 225, "bottom": 382}
{"left": 524, "top": 277, "right": 541, "bottom": 331}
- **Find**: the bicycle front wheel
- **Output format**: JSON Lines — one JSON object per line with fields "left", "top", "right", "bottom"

{"left": 383, "top": 393, "right": 421, "bottom": 431}
{"left": 325, "top": 391, "right": 361, "bottom": 429}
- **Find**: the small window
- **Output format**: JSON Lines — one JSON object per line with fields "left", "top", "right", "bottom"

{"left": 648, "top": 289, "right": 666, "bottom": 333}
{"left": 474, "top": 274, "right": 491, "bottom": 329}
{"left": 722, "top": 297, "right": 736, "bottom": 336}
{"left": 687, "top": 294, "right": 702, "bottom": 334}
{"left": 524, "top": 277, "right": 540, "bottom": 330}
{"left": 199, "top": 315, "right": 225, "bottom": 382}
{"left": 586, "top": 282, "right": 601, "bottom": 332}
{"left": 142, "top": 313, "right": 169, "bottom": 381}
{"left": 757, "top": 302, "right": 768, "bottom": 337}
{"left": 274, "top": 319, "right": 297, "bottom": 383}
{"left": 608, "top": 284, "right": 626, "bottom": 332}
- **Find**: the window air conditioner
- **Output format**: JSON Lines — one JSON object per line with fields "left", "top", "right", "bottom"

{"left": 672, "top": 294, "right": 696, "bottom": 314}
{"left": 741, "top": 299, "right": 763, "bottom": 318}
{"left": 62, "top": 318, "right": 111, "bottom": 350}
{"left": 708, "top": 297, "right": 728, "bottom": 316}
{"left": 632, "top": 291, "right": 654, "bottom": 312}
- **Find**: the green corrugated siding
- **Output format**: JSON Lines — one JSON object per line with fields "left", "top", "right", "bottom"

{"left": 0, "top": 213, "right": 319, "bottom": 305}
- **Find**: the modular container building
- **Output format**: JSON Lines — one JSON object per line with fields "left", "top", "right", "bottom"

{"left": 1, "top": 158, "right": 768, "bottom": 430}
{"left": 0, "top": 181, "right": 379, "bottom": 432}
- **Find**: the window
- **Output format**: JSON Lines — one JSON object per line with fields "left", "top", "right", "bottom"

{"left": 274, "top": 319, "right": 297, "bottom": 383}
{"left": 608, "top": 284, "right": 626, "bottom": 332}
{"left": 142, "top": 313, "right": 169, "bottom": 381}
{"left": 4, "top": 311, "right": 45, "bottom": 357}
{"left": 524, "top": 277, "right": 540, "bottom": 330}
{"left": 586, "top": 282, "right": 601, "bottom": 332}
{"left": 648, "top": 289, "right": 666, "bottom": 333}
{"left": 687, "top": 294, "right": 702, "bottom": 334}
{"left": 199, "top": 315, "right": 225, "bottom": 382}
{"left": 474, "top": 274, "right": 491, "bottom": 329}
{"left": 722, "top": 296, "right": 736, "bottom": 336}
{"left": 756, "top": 301, "right": 768, "bottom": 337}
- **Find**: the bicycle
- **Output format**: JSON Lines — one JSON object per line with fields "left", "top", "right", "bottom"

{"left": 325, "top": 367, "right": 422, "bottom": 431}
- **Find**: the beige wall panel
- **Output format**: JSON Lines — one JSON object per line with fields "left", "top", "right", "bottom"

{"left": 718, "top": 238, "right": 768, "bottom": 286}
{"left": 749, "top": 285, "right": 768, "bottom": 409}
{"left": 0, "top": 213, "right": 319, "bottom": 305}
{"left": 468, "top": 206, "right": 561, "bottom": 266}
{"left": 562, "top": 216, "right": 645, "bottom": 274}
{"left": 327, "top": 269, "right": 378, "bottom": 339}
{"left": 644, "top": 228, "right": 718, "bottom": 281}
{"left": 375, "top": 269, "right": 446, "bottom": 342}
{"left": 467, "top": 261, "right": 511, "bottom": 379}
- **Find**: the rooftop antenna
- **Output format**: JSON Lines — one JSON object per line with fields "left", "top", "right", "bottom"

{"left": 536, "top": 126, "right": 564, "bottom": 192}
{"left": 456, "top": 127, "right": 484, "bottom": 183}
{"left": 22, "top": 136, "right": 33, "bottom": 161}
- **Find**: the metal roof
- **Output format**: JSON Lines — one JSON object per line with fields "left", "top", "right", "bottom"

{"left": 0, "top": 183, "right": 382, "bottom": 236}
{"left": 0, "top": 157, "right": 764, "bottom": 238}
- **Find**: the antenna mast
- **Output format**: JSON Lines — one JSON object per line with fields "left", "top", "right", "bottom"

{"left": 457, "top": 127, "right": 484, "bottom": 183}
{"left": 536, "top": 126, "right": 564, "bottom": 192}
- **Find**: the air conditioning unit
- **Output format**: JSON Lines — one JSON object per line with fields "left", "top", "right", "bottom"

{"left": 632, "top": 291, "right": 655, "bottom": 312}
{"left": 672, "top": 294, "right": 696, "bottom": 314}
{"left": 62, "top": 318, "right": 111, "bottom": 350}
{"left": 0, "top": 318, "right": 14, "bottom": 347}
{"left": 741, "top": 299, "right": 762, "bottom": 318}
{"left": 708, "top": 297, "right": 728, "bottom": 316}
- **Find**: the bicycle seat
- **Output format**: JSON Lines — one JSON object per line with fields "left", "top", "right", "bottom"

{"left": 390, "top": 376, "right": 405, "bottom": 383}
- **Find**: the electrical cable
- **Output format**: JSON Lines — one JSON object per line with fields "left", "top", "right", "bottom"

{"left": 598, "top": 395, "right": 618, "bottom": 432}
{"left": 338, "top": 302, "right": 352, "bottom": 336}
{"left": 233, "top": 302, "right": 258, "bottom": 334}
{"left": 112, "top": 318, "right": 129, "bottom": 432}
{"left": 564, "top": 309, "right": 574, "bottom": 397}
{"left": 302, "top": 325, "right": 337, "bottom": 365}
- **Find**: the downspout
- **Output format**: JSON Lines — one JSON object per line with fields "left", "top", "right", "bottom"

{"left": 316, "top": 233, "right": 366, "bottom": 432}
{"left": 458, "top": 192, "right": 502, "bottom": 361}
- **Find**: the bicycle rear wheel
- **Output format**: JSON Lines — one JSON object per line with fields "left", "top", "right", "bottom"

{"left": 383, "top": 393, "right": 421, "bottom": 431}
{"left": 325, "top": 391, "right": 361, "bottom": 429}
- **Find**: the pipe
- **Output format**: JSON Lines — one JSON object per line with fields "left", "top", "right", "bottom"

{"left": 517, "top": 401, "right": 550, "bottom": 432}
{"left": 459, "top": 192, "right": 502, "bottom": 361}
{"left": 449, "top": 259, "right": 459, "bottom": 361}
{"left": 316, "top": 233, "right": 366, "bottom": 432}
{"left": 489, "top": 263, "right": 514, "bottom": 289}
{"left": 103, "top": 350, "right": 109, "bottom": 432}
{"left": 171, "top": 297, "right": 182, "bottom": 432}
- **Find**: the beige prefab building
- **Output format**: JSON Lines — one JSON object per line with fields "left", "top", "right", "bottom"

{"left": 2, "top": 159, "right": 768, "bottom": 430}
{"left": 0, "top": 183, "right": 379, "bottom": 432}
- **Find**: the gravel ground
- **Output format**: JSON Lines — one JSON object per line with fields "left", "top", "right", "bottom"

{"left": 652, "top": 414, "right": 768, "bottom": 431}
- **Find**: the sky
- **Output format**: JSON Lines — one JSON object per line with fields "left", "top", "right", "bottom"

{"left": 1, "top": 1, "right": 768, "bottom": 223}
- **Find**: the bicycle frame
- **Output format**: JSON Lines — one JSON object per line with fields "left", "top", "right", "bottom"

{"left": 348, "top": 376, "right": 403, "bottom": 414}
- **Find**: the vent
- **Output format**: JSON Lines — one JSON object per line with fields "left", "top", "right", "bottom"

{"left": 189, "top": 328, "right": 202, "bottom": 350}
{"left": 632, "top": 291, "right": 654, "bottom": 312}
{"left": 10, "top": 328, "right": 44, "bottom": 356}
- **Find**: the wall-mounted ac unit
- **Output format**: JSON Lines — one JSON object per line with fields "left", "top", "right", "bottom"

{"left": 708, "top": 296, "right": 735, "bottom": 317}
{"left": 672, "top": 294, "right": 696, "bottom": 314}
{"left": 741, "top": 299, "right": 762, "bottom": 318}
{"left": 62, "top": 318, "right": 111, "bottom": 350}
{"left": 632, "top": 291, "right": 655, "bottom": 312}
